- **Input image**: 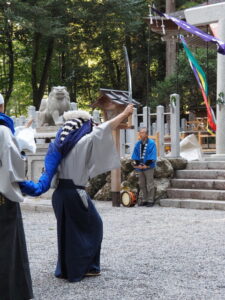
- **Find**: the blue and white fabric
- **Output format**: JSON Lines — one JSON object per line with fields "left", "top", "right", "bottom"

{"left": 132, "top": 138, "right": 157, "bottom": 171}
{"left": 19, "top": 117, "right": 93, "bottom": 196}
{"left": 0, "top": 112, "right": 15, "bottom": 134}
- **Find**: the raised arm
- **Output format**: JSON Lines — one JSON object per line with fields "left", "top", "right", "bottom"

{"left": 108, "top": 104, "right": 134, "bottom": 130}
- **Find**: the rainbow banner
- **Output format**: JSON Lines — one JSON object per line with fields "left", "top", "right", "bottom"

{"left": 180, "top": 35, "right": 216, "bottom": 131}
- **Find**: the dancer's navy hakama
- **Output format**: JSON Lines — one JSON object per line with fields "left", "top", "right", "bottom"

{"left": 0, "top": 195, "right": 33, "bottom": 300}
{"left": 52, "top": 179, "right": 103, "bottom": 282}
{"left": 52, "top": 122, "right": 120, "bottom": 282}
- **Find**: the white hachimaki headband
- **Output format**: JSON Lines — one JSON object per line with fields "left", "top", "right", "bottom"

{"left": 60, "top": 110, "right": 92, "bottom": 142}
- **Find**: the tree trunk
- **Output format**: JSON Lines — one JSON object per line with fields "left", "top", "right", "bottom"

{"left": 103, "top": 45, "right": 117, "bottom": 88}
{"left": 32, "top": 32, "right": 41, "bottom": 109}
{"left": 166, "top": 0, "right": 176, "bottom": 78}
{"left": 37, "top": 38, "right": 55, "bottom": 103}
{"left": 32, "top": 35, "right": 55, "bottom": 109}
{"left": 61, "top": 50, "right": 66, "bottom": 83}
{"left": 71, "top": 77, "right": 77, "bottom": 102}
{"left": 4, "top": 21, "right": 14, "bottom": 107}
{"left": 131, "top": 29, "right": 148, "bottom": 105}
{"left": 165, "top": 0, "right": 176, "bottom": 121}
{"left": 166, "top": 0, "right": 175, "bottom": 13}
{"left": 114, "top": 60, "right": 121, "bottom": 88}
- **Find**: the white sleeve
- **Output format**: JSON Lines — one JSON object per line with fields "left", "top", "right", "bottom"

{"left": 87, "top": 122, "right": 120, "bottom": 178}
{"left": 0, "top": 126, "right": 25, "bottom": 202}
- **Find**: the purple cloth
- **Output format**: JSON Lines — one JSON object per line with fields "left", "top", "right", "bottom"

{"left": 152, "top": 7, "right": 225, "bottom": 55}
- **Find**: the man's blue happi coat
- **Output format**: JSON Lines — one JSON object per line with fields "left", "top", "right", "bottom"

{"left": 131, "top": 138, "right": 157, "bottom": 170}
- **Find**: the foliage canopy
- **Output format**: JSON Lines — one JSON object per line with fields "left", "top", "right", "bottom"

{"left": 0, "top": 0, "right": 217, "bottom": 117}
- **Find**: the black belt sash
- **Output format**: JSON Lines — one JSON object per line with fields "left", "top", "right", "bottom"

{"left": 58, "top": 179, "right": 85, "bottom": 190}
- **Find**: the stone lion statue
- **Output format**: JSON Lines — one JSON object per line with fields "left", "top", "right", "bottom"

{"left": 38, "top": 86, "right": 70, "bottom": 126}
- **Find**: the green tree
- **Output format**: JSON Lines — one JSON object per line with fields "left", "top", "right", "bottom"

{"left": 1, "top": 0, "right": 208, "bottom": 114}
{"left": 0, "top": 2, "right": 14, "bottom": 108}
{"left": 151, "top": 47, "right": 216, "bottom": 114}
{"left": 6, "top": 0, "right": 68, "bottom": 109}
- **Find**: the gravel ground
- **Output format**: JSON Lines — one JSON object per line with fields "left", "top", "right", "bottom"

{"left": 22, "top": 201, "right": 225, "bottom": 300}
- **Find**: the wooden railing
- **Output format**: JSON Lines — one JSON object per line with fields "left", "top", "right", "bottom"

{"left": 198, "top": 132, "right": 216, "bottom": 152}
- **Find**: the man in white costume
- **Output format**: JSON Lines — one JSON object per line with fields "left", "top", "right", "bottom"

{"left": 21, "top": 103, "right": 134, "bottom": 282}
{"left": 0, "top": 93, "right": 33, "bottom": 300}
{"left": 53, "top": 104, "right": 134, "bottom": 281}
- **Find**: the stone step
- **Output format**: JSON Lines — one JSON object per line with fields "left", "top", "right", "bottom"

{"left": 167, "top": 188, "right": 225, "bottom": 200}
{"left": 186, "top": 161, "right": 225, "bottom": 170}
{"left": 159, "top": 198, "right": 225, "bottom": 210}
{"left": 204, "top": 155, "right": 225, "bottom": 161}
{"left": 171, "top": 178, "right": 225, "bottom": 190}
{"left": 176, "top": 169, "right": 225, "bottom": 179}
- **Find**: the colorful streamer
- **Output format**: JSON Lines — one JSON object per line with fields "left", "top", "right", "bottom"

{"left": 180, "top": 35, "right": 216, "bottom": 131}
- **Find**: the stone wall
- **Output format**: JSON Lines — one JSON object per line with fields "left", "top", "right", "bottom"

{"left": 86, "top": 157, "right": 187, "bottom": 202}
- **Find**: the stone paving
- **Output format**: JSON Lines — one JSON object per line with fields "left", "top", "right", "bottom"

{"left": 22, "top": 200, "right": 225, "bottom": 300}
